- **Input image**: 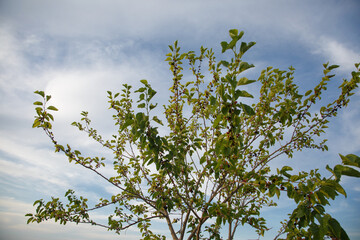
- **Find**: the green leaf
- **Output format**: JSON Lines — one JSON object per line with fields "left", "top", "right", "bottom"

{"left": 312, "top": 223, "right": 324, "bottom": 239}
{"left": 241, "top": 104, "right": 255, "bottom": 115}
{"left": 221, "top": 41, "right": 228, "bottom": 53}
{"left": 35, "top": 107, "right": 42, "bottom": 116}
{"left": 200, "top": 155, "right": 206, "bottom": 164}
{"left": 140, "top": 79, "right": 148, "bottom": 85}
{"left": 275, "top": 187, "right": 280, "bottom": 199}
{"left": 148, "top": 88, "right": 157, "bottom": 101}
{"left": 32, "top": 119, "right": 41, "bottom": 128}
{"left": 152, "top": 116, "right": 163, "bottom": 125}
{"left": 237, "top": 77, "right": 256, "bottom": 86}
{"left": 227, "top": 38, "right": 237, "bottom": 50}
{"left": 135, "top": 87, "right": 147, "bottom": 93}
{"left": 34, "top": 90, "right": 45, "bottom": 97}
{"left": 325, "top": 164, "right": 333, "bottom": 174}
{"left": 295, "top": 205, "right": 306, "bottom": 218}
{"left": 320, "top": 186, "right": 337, "bottom": 200}
{"left": 26, "top": 217, "right": 33, "bottom": 224}
{"left": 339, "top": 166, "right": 360, "bottom": 178}
{"left": 149, "top": 103, "right": 157, "bottom": 110}
{"left": 334, "top": 164, "right": 360, "bottom": 178}
{"left": 333, "top": 182, "right": 347, "bottom": 197}
{"left": 48, "top": 113, "right": 54, "bottom": 121}
{"left": 280, "top": 166, "right": 293, "bottom": 178}
{"left": 290, "top": 175, "right": 299, "bottom": 182}
{"left": 33, "top": 199, "right": 43, "bottom": 206}
{"left": 55, "top": 144, "right": 65, "bottom": 152}
{"left": 138, "top": 103, "right": 146, "bottom": 108}
{"left": 317, "top": 218, "right": 327, "bottom": 235}
{"left": 340, "top": 154, "right": 360, "bottom": 168}
{"left": 210, "top": 96, "right": 217, "bottom": 106}
{"left": 280, "top": 166, "right": 293, "bottom": 173}
{"left": 238, "top": 62, "right": 255, "bottom": 73}
{"left": 213, "top": 115, "right": 222, "bottom": 128}
{"left": 240, "top": 41, "right": 256, "bottom": 55}
{"left": 340, "top": 227, "right": 351, "bottom": 240}
{"left": 47, "top": 106, "right": 58, "bottom": 111}
{"left": 327, "top": 164, "right": 342, "bottom": 180}
{"left": 44, "top": 122, "right": 52, "bottom": 129}
{"left": 313, "top": 205, "right": 325, "bottom": 214}
{"left": 305, "top": 90, "right": 312, "bottom": 96}
{"left": 136, "top": 112, "right": 144, "bottom": 123}
{"left": 237, "top": 90, "right": 254, "bottom": 98}
{"left": 121, "top": 118, "right": 133, "bottom": 130}
{"left": 33, "top": 101, "right": 43, "bottom": 106}
{"left": 328, "top": 64, "right": 340, "bottom": 70}
{"left": 220, "top": 60, "right": 229, "bottom": 68}
{"left": 327, "top": 218, "right": 342, "bottom": 239}
{"left": 229, "top": 29, "right": 238, "bottom": 39}
{"left": 216, "top": 216, "right": 222, "bottom": 226}
{"left": 286, "top": 185, "right": 294, "bottom": 198}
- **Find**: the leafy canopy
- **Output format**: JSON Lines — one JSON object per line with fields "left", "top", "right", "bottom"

{"left": 27, "top": 29, "right": 360, "bottom": 240}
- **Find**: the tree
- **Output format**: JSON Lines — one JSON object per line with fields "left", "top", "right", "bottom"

{"left": 27, "top": 29, "right": 360, "bottom": 240}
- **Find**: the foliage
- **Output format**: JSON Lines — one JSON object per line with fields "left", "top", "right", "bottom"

{"left": 27, "top": 30, "right": 360, "bottom": 239}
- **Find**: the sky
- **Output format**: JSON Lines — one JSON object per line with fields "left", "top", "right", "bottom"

{"left": 0, "top": 0, "right": 359, "bottom": 239}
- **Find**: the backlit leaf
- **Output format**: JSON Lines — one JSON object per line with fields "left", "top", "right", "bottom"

{"left": 47, "top": 106, "right": 58, "bottom": 111}
{"left": 241, "top": 104, "right": 255, "bottom": 115}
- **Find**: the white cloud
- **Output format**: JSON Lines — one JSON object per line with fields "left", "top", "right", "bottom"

{"left": 325, "top": 92, "right": 360, "bottom": 155}
{"left": 313, "top": 37, "right": 359, "bottom": 72}
{"left": 0, "top": 136, "right": 74, "bottom": 196}
{"left": 0, "top": 26, "right": 23, "bottom": 71}
{"left": 0, "top": 197, "right": 137, "bottom": 240}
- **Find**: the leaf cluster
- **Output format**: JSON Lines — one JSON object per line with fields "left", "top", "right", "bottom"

{"left": 27, "top": 30, "right": 360, "bottom": 240}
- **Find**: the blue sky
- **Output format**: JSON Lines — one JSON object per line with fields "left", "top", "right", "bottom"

{"left": 0, "top": 0, "right": 359, "bottom": 239}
